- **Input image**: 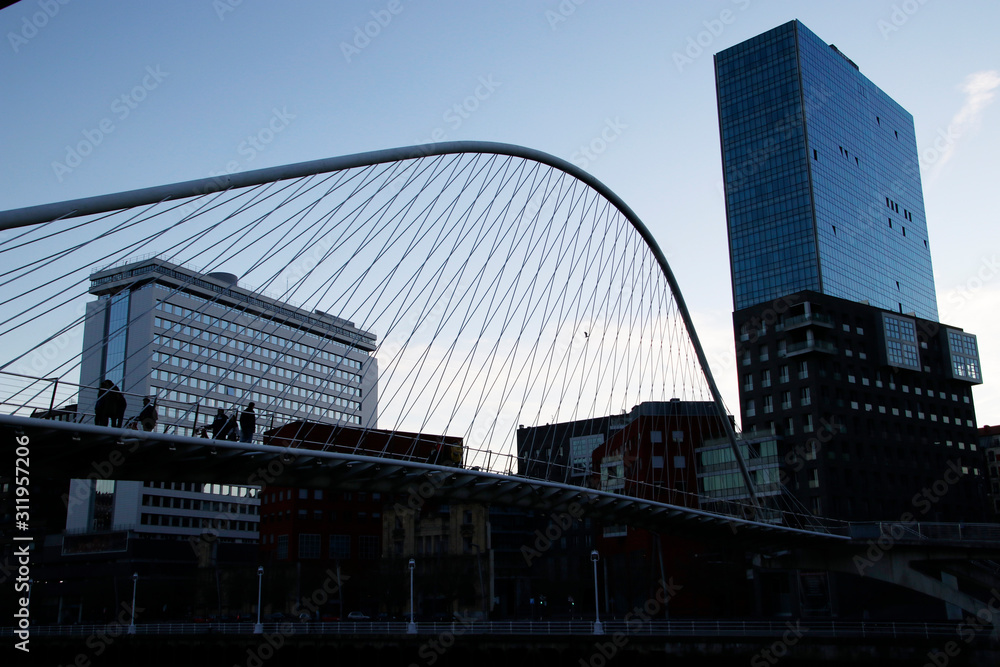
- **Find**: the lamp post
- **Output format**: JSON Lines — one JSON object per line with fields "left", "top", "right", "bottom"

{"left": 255, "top": 566, "right": 264, "bottom": 634}
{"left": 407, "top": 558, "right": 417, "bottom": 634}
{"left": 590, "top": 550, "right": 603, "bottom": 635}
{"left": 128, "top": 572, "right": 138, "bottom": 635}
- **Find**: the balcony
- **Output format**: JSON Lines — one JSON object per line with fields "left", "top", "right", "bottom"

{"left": 785, "top": 339, "right": 837, "bottom": 357}
{"left": 782, "top": 312, "right": 834, "bottom": 331}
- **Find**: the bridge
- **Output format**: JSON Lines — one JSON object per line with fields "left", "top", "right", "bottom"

{"left": 2, "top": 142, "right": 1000, "bottom": 633}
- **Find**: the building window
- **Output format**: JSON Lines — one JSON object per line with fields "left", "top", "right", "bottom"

{"left": 779, "top": 365, "right": 789, "bottom": 383}
{"left": 763, "top": 396, "right": 773, "bottom": 414}
{"left": 798, "top": 361, "right": 808, "bottom": 379}
{"left": 761, "top": 370, "right": 771, "bottom": 388}
{"left": 882, "top": 313, "right": 920, "bottom": 370}
{"left": 947, "top": 330, "right": 982, "bottom": 382}
{"left": 746, "top": 399, "right": 756, "bottom": 417}
{"left": 277, "top": 535, "right": 289, "bottom": 560}
{"left": 330, "top": 534, "right": 351, "bottom": 560}
{"left": 743, "top": 373, "right": 753, "bottom": 391}
{"left": 299, "top": 534, "right": 321, "bottom": 559}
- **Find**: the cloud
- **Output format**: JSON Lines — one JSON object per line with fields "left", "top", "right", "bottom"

{"left": 926, "top": 70, "right": 1000, "bottom": 179}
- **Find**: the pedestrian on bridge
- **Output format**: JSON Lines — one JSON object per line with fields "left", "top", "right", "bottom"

{"left": 211, "top": 408, "right": 229, "bottom": 439}
{"left": 139, "top": 397, "right": 158, "bottom": 432}
{"left": 240, "top": 402, "right": 256, "bottom": 443}
{"left": 96, "top": 380, "right": 127, "bottom": 427}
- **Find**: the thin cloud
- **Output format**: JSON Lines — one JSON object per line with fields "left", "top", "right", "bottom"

{"left": 927, "top": 70, "right": 1000, "bottom": 179}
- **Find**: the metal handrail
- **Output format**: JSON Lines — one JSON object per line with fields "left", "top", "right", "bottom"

{"left": 0, "top": 619, "right": 968, "bottom": 639}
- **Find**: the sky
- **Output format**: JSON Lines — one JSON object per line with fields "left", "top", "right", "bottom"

{"left": 1, "top": 0, "right": 998, "bottom": 425}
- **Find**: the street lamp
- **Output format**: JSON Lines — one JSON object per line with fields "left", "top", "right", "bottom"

{"left": 255, "top": 566, "right": 264, "bottom": 634}
{"left": 407, "top": 558, "right": 417, "bottom": 634}
{"left": 128, "top": 573, "right": 138, "bottom": 635}
{"left": 590, "top": 550, "right": 603, "bottom": 635}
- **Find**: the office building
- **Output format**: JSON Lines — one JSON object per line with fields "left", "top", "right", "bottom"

{"left": 716, "top": 19, "right": 936, "bottom": 320}
{"left": 716, "top": 22, "right": 985, "bottom": 522}
{"left": 66, "top": 256, "right": 378, "bottom": 542}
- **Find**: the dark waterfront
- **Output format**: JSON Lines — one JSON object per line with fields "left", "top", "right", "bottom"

{"left": 6, "top": 636, "right": 1000, "bottom": 667}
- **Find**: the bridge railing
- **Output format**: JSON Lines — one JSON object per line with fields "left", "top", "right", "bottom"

{"left": 0, "top": 619, "right": 969, "bottom": 640}
{"left": 6, "top": 366, "right": 848, "bottom": 535}
{"left": 0, "top": 370, "right": 333, "bottom": 442}
{"left": 845, "top": 521, "right": 1000, "bottom": 543}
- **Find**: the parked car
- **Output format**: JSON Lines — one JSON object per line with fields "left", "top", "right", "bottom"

{"left": 346, "top": 611, "right": 370, "bottom": 621}
{"left": 265, "top": 612, "right": 295, "bottom": 623}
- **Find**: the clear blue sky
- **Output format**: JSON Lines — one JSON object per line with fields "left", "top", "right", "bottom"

{"left": 1, "top": 0, "right": 998, "bottom": 423}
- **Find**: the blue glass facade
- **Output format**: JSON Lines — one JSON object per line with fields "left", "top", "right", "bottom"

{"left": 716, "top": 21, "right": 938, "bottom": 321}
{"left": 102, "top": 290, "right": 130, "bottom": 386}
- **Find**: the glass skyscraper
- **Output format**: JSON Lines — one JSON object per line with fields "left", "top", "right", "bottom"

{"left": 715, "top": 20, "right": 937, "bottom": 321}
{"left": 713, "top": 21, "right": 984, "bottom": 528}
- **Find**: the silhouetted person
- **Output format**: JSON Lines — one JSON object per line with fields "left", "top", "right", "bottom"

{"left": 240, "top": 403, "right": 256, "bottom": 443}
{"left": 96, "top": 380, "right": 127, "bottom": 427}
{"left": 95, "top": 380, "right": 113, "bottom": 426}
{"left": 225, "top": 411, "right": 240, "bottom": 441}
{"left": 139, "top": 397, "right": 158, "bottom": 432}
{"left": 211, "top": 408, "right": 228, "bottom": 439}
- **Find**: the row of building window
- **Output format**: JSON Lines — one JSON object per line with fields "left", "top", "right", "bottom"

{"left": 153, "top": 318, "right": 364, "bottom": 378}
{"left": 153, "top": 283, "right": 369, "bottom": 353}
{"left": 139, "top": 513, "right": 258, "bottom": 532}
{"left": 151, "top": 364, "right": 361, "bottom": 409}
{"left": 142, "top": 481, "right": 258, "bottom": 497}
{"left": 271, "top": 533, "right": 380, "bottom": 560}
{"left": 142, "top": 494, "right": 260, "bottom": 514}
